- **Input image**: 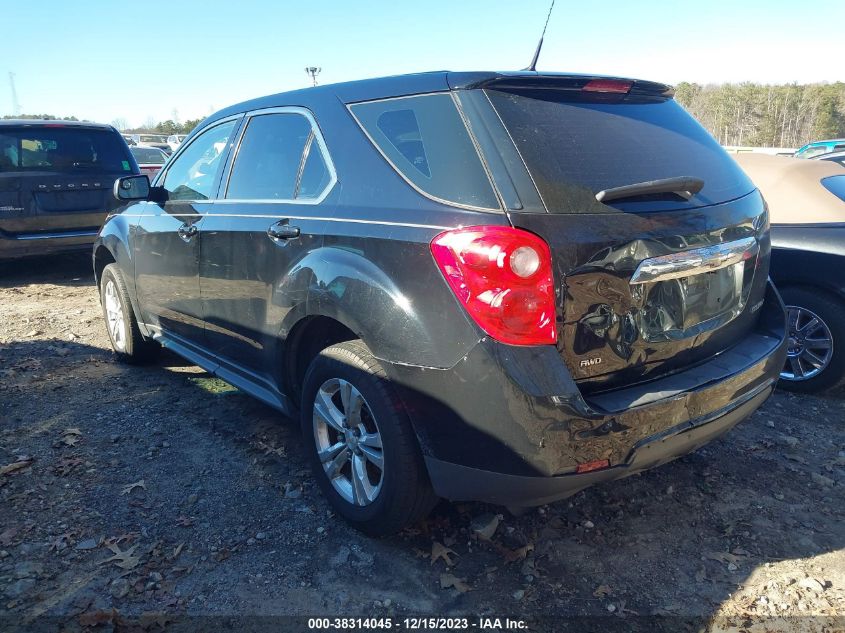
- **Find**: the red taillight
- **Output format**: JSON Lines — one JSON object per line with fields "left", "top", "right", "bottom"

{"left": 430, "top": 226, "right": 557, "bottom": 346}
{"left": 582, "top": 79, "right": 632, "bottom": 94}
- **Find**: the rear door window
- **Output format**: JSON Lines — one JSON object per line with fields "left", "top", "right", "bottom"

{"left": 225, "top": 111, "right": 334, "bottom": 202}
{"left": 350, "top": 94, "right": 500, "bottom": 210}
{"left": 0, "top": 126, "right": 133, "bottom": 174}
{"left": 486, "top": 89, "right": 755, "bottom": 213}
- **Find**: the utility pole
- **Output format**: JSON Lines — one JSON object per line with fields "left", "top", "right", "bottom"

{"left": 305, "top": 67, "right": 321, "bottom": 87}
{"left": 8, "top": 72, "right": 21, "bottom": 116}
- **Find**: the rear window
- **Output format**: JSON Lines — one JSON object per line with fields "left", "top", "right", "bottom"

{"left": 131, "top": 147, "right": 166, "bottom": 164}
{"left": 486, "top": 89, "right": 754, "bottom": 213}
{"left": 350, "top": 94, "right": 499, "bottom": 210}
{"left": 0, "top": 126, "right": 133, "bottom": 174}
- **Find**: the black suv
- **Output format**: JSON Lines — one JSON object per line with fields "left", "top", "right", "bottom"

{"left": 0, "top": 120, "right": 138, "bottom": 259}
{"left": 94, "top": 71, "right": 788, "bottom": 535}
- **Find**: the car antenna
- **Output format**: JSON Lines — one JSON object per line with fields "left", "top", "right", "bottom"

{"left": 523, "top": 0, "right": 556, "bottom": 71}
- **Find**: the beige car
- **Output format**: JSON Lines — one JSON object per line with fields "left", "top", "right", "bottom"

{"left": 735, "top": 153, "right": 845, "bottom": 392}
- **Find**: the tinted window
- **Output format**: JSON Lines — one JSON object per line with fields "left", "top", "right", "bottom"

{"left": 486, "top": 89, "right": 755, "bottom": 213}
{"left": 162, "top": 120, "right": 237, "bottom": 201}
{"left": 226, "top": 113, "right": 313, "bottom": 200}
{"left": 0, "top": 127, "right": 132, "bottom": 174}
{"left": 131, "top": 147, "right": 166, "bottom": 164}
{"left": 351, "top": 94, "right": 499, "bottom": 210}
{"left": 822, "top": 175, "right": 845, "bottom": 202}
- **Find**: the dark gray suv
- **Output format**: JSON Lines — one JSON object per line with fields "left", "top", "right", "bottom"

{"left": 94, "top": 71, "right": 788, "bottom": 535}
{"left": 1, "top": 120, "right": 137, "bottom": 259}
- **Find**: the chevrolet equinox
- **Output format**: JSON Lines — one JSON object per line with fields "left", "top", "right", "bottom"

{"left": 94, "top": 71, "right": 788, "bottom": 535}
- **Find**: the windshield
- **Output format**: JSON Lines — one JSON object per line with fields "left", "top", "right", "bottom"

{"left": 0, "top": 126, "right": 134, "bottom": 174}
{"left": 486, "top": 88, "right": 755, "bottom": 213}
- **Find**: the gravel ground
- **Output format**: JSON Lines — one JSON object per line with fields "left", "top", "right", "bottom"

{"left": 1, "top": 253, "right": 843, "bottom": 632}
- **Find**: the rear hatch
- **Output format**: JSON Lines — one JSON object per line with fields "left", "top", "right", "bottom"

{"left": 471, "top": 76, "right": 770, "bottom": 393}
{"left": 0, "top": 124, "right": 136, "bottom": 236}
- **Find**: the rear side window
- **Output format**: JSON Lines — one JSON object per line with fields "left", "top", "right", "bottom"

{"left": 225, "top": 112, "right": 334, "bottom": 201}
{"left": 822, "top": 175, "right": 845, "bottom": 202}
{"left": 350, "top": 94, "right": 499, "bottom": 210}
{"left": 486, "top": 89, "right": 755, "bottom": 213}
{"left": 0, "top": 127, "right": 132, "bottom": 174}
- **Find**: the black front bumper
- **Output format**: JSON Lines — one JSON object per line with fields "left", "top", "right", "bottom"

{"left": 384, "top": 280, "right": 787, "bottom": 506}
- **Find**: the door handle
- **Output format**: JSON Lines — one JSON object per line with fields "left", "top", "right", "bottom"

{"left": 177, "top": 223, "right": 198, "bottom": 241}
{"left": 267, "top": 222, "right": 300, "bottom": 240}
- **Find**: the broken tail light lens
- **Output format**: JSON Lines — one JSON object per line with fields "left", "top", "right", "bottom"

{"left": 430, "top": 226, "right": 557, "bottom": 346}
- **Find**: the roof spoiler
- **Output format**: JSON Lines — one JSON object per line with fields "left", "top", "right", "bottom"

{"left": 447, "top": 72, "right": 674, "bottom": 99}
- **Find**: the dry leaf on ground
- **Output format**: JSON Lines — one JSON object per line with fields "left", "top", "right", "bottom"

{"left": 1, "top": 458, "right": 33, "bottom": 476}
{"left": 121, "top": 480, "right": 147, "bottom": 495}
{"left": 430, "top": 541, "right": 458, "bottom": 567}
{"left": 61, "top": 428, "right": 83, "bottom": 446}
{"left": 79, "top": 608, "right": 119, "bottom": 627}
{"left": 440, "top": 573, "right": 471, "bottom": 592}
{"left": 101, "top": 543, "right": 141, "bottom": 570}
{"left": 502, "top": 543, "right": 535, "bottom": 564}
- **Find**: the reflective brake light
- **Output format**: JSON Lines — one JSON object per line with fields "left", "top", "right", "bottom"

{"left": 582, "top": 79, "right": 632, "bottom": 94}
{"left": 430, "top": 226, "right": 557, "bottom": 346}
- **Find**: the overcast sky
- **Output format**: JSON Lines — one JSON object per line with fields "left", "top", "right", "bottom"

{"left": 3, "top": 0, "right": 842, "bottom": 127}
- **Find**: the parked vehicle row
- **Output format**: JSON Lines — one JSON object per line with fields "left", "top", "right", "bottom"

{"left": 0, "top": 120, "right": 138, "bottom": 259}
{"left": 734, "top": 153, "right": 845, "bottom": 393}
{"left": 129, "top": 146, "right": 168, "bottom": 180}
{"left": 94, "top": 71, "right": 787, "bottom": 534}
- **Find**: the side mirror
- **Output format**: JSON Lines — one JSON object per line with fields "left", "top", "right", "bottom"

{"left": 113, "top": 175, "right": 150, "bottom": 201}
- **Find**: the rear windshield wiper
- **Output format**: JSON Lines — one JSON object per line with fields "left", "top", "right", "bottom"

{"left": 596, "top": 176, "right": 705, "bottom": 204}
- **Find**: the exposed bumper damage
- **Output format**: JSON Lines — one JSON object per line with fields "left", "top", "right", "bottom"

{"left": 384, "top": 280, "right": 788, "bottom": 506}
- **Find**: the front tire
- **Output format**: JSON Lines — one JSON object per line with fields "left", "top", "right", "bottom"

{"left": 301, "top": 340, "right": 437, "bottom": 536}
{"left": 99, "top": 263, "right": 158, "bottom": 364}
{"left": 778, "top": 287, "right": 845, "bottom": 393}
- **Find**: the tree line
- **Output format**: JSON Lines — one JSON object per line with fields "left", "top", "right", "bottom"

{"left": 7, "top": 82, "right": 845, "bottom": 149}
{"left": 675, "top": 82, "right": 845, "bottom": 149}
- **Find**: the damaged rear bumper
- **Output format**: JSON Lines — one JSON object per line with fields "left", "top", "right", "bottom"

{"left": 384, "top": 280, "right": 787, "bottom": 506}
{"left": 424, "top": 384, "right": 770, "bottom": 506}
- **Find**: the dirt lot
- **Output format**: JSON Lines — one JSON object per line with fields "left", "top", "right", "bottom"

{"left": 1, "top": 253, "right": 843, "bottom": 632}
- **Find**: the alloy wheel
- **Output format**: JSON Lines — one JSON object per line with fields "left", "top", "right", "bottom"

{"left": 104, "top": 279, "right": 127, "bottom": 352}
{"left": 312, "top": 378, "right": 384, "bottom": 506}
{"left": 781, "top": 305, "right": 834, "bottom": 381}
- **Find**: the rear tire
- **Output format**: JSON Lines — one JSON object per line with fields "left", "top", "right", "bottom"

{"left": 300, "top": 340, "right": 437, "bottom": 536}
{"left": 99, "top": 263, "right": 159, "bottom": 364}
{"left": 777, "top": 287, "right": 845, "bottom": 393}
